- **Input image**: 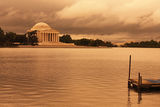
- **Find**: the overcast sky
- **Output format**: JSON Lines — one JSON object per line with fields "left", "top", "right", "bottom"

{"left": 1, "top": 0, "right": 160, "bottom": 42}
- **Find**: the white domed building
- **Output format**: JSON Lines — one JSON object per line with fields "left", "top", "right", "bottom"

{"left": 27, "top": 22, "right": 60, "bottom": 45}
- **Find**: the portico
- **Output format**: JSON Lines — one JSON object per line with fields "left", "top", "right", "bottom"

{"left": 27, "top": 22, "right": 60, "bottom": 45}
{"left": 37, "top": 32, "right": 59, "bottom": 43}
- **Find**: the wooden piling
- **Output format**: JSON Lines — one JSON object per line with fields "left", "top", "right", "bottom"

{"left": 140, "top": 76, "right": 142, "bottom": 86}
{"left": 128, "top": 55, "right": 132, "bottom": 87}
{"left": 138, "top": 73, "right": 141, "bottom": 92}
{"left": 128, "top": 55, "right": 131, "bottom": 80}
{"left": 127, "top": 56, "right": 160, "bottom": 91}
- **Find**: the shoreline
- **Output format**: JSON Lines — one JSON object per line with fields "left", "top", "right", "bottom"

{"left": 0, "top": 45, "right": 112, "bottom": 48}
{"left": 1, "top": 45, "right": 160, "bottom": 48}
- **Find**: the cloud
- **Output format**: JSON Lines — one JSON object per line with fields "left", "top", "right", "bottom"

{"left": 56, "top": 0, "right": 160, "bottom": 34}
{"left": 0, "top": 0, "right": 77, "bottom": 32}
{"left": 1, "top": 0, "right": 160, "bottom": 42}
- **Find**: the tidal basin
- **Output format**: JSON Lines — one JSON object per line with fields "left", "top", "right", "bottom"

{"left": 0, "top": 48, "right": 160, "bottom": 107}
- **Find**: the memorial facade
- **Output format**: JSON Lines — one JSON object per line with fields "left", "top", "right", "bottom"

{"left": 27, "top": 22, "right": 60, "bottom": 45}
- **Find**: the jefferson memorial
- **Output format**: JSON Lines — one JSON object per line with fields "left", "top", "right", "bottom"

{"left": 27, "top": 22, "right": 60, "bottom": 45}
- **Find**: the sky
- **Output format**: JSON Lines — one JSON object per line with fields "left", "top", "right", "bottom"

{"left": 1, "top": 0, "right": 160, "bottom": 43}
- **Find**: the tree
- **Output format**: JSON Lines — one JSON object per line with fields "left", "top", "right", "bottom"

{"left": 29, "top": 35, "right": 38, "bottom": 45}
{"left": 60, "top": 34, "right": 73, "bottom": 43}
{"left": 74, "top": 38, "right": 91, "bottom": 46}
{"left": 106, "top": 41, "right": 117, "bottom": 47}
{"left": 0, "top": 27, "right": 4, "bottom": 36}
{"left": 14, "top": 34, "right": 27, "bottom": 45}
{"left": 0, "top": 27, "right": 5, "bottom": 46}
{"left": 121, "top": 40, "right": 160, "bottom": 48}
{"left": 27, "top": 31, "right": 38, "bottom": 45}
{"left": 90, "top": 39, "right": 106, "bottom": 46}
{"left": 0, "top": 27, "right": 31, "bottom": 46}
{"left": 5, "top": 32, "right": 16, "bottom": 43}
{"left": 73, "top": 38, "right": 116, "bottom": 47}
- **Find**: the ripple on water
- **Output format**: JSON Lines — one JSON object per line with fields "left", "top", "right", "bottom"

{"left": 0, "top": 48, "right": 160, "bottom": 107}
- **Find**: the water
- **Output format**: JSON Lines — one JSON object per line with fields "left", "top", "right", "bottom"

{"left": 0, "top": 48, "right": 160, "bottom": 107}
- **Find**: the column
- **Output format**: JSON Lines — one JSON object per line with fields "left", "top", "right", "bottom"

{"left": 45, "top": 33, "right": 46, "bottom": 42}
{"left": 55, "top": 34, "right": 57, "bottom": 42}
{"left": 42, "top": 33, "right": 44, "bottom": 42}
{"left": 43, "top": 33, "right": 44, "bottom": 42}
{"left": 55, "top": 33, "right": 57, "bottom": 42}
{"left": 49, "top": 33, "right": 50, "bottom": 42}
{"left": 44, "top": 33, "right": 45, "bottom": 42}
{"left": 40, "top": 33, "right": 42, "bottom": 42}
{"left": 46, "top": 33, "right": 48, "bottom": 42}
{"left": 52, "top": 33, "right": 54, "bottom": 42}
{"left": 53, "top": 33, "right": 55, "bottom": 42}
{"left": 53, "top": 33, "right": 54, "bottom": 42}
{"left": 49, "top": 33, "right": 51, "bottom": 42}
{"left": 56, "top": 34, "right": 58, "bottom": 42}
{"left": 41, "top": 33, "right": 44, "bottom": 42}
{"left": 48, "top": 33, "right": 50, "bottom": 42}
{"left": 40, "top": 33, "right": 41, "bottom": 42}
{"left": 48, "top": 33, "right": 49, "bottom": 42}
{"left": 46, "top": 33, "right": 47, "bottom": 42}
{"left": 50, "top": 33, "right": 52, "bottom": 42}
{"left": 57, "top": 34, "right": 59, "bottom": 42}
{"left": 56, "top": 33, "right": 57, "bottom": 42}
{"left": 41, "top": 33, "right": 43, "bottom": 42}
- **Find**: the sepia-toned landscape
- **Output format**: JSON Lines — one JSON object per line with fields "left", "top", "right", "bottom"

{"left": 0, "top": 0, "right": 160, "bottom": 107}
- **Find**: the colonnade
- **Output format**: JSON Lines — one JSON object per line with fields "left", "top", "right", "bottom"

{"left": 37, "top": 32, "right": 59, "bottom": 42}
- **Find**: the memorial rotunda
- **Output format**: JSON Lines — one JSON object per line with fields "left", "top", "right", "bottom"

{"left": 27, "top": 22, "right": 59, "bottom": 45}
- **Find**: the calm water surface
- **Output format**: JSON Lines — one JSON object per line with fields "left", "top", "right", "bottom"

{"left": 0, "top": 48, "right": 160, "bottom": 107}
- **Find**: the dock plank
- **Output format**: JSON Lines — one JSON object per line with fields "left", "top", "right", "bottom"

{"left": 127, "top": 55, "right": 160, "bottom": 91}
{"left": 129, "top": 79, "right": 160, "bottom": 90}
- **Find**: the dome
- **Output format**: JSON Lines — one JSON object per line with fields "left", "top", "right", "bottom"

{"left": 31, "top": 22, "right": 52, "bottom": 31}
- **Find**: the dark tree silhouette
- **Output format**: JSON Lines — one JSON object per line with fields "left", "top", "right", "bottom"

{"left": 74, "top": 38, "right": 91, "bottom": 46}
{"left": 0, "top": 28, "right": 5, "bottom": 46}
{"left": 14, "top": 34, "right": 27, "bottom": 45}
{"left": 60, "top": 34, "right": 73, "bottom": 43}
{"left": 121, "top": 40, "right": 160, "bottom": 48}
{"left": 27, "top": 31, "right": 38, "bottom": 45}
{"left": 5, "top": 32, "right": 16, "bottom": 45}
{"left": 74, "top": 38, "right": 116, "bottom": 47}
{"left": 0, "top": 28, "right": 117, "bottom": 47}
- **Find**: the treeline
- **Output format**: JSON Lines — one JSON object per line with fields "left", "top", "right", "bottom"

{"left": 0, "top": 28, "right": 38, "bottom": 47}
{"left": 2, "top": 27, "right": 160, "bottom": 48}
{"left": 121, "top": 40, "right": 160, "bottom": 48}
{"left": 60, "top": 34, "right": 117, "bottom": 47}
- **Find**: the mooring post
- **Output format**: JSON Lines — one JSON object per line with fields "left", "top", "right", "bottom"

{"left": 128, "top": 55, "right": 132, "bottom": 87}
{"left": 128, "top": 55, "right": 132, "bottom": 80}
{"left": 140, "top": 76, "right": 142, "bottom": 86}
{"left": 138, "top": 72, "right": 141, "bottom": 92}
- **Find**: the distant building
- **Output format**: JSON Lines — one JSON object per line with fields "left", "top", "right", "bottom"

{"left": 27, "top": 22, "right": 60, "bottom": 45}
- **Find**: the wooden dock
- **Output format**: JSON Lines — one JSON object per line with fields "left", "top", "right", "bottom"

{"left": 128, "top": 55, "right": 160, "bottom": 92}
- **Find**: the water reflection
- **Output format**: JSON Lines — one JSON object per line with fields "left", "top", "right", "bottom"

{"left": 128, "top": 87, "right": 160, "bottom": 107}
{"left": 0, "top": 48, "right": 160, "bottom": 107}
{"left": 127, "top": 89, "right": 131, "bottom": 107}
{"left": 138, "top": 92, "right": 142, "bottom": 104}
{"left": 128, "top": 88, "right": 143, "bottom": 107}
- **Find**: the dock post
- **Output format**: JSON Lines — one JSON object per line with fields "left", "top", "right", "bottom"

{"left": 128, "top": 55, "right": 132, "bottom": 88}
{"left": 138, "top": 73, "right": 141, "bottom": 92}
{"left": 140, "top": 76, "right": 142, "bottom": 86}
{"left": 128, "top": 55, "right": 131, "bottom": 80}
